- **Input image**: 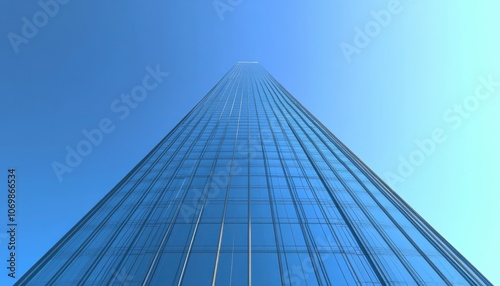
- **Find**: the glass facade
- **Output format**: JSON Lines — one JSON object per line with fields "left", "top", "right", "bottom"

{"left": 17, "top": 63, "right": 491, "bottom": 285}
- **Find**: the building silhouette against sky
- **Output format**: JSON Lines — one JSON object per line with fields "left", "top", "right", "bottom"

{"left": 17, "top": 63, "right": 491, "bottom": 285}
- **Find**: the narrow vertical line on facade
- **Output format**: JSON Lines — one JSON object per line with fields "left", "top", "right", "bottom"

{"left": 245, "top": 68, "right": 253, "bottom": 286}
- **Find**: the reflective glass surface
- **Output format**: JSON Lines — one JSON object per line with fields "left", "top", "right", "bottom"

{"left": 17, "top": 63, "right": 491, "bottom": 285}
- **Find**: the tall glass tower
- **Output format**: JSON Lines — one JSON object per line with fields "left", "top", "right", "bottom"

{"left": 17, "top": 63, "right": 491, "bottom": 285}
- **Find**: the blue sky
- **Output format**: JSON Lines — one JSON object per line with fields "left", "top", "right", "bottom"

{"left": 1, "top": 0, "right": 499, "bottom": 284}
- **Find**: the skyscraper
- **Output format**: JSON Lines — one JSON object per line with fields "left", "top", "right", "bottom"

{"left": 17, "top": 62, "right": 491, "bottom": 285}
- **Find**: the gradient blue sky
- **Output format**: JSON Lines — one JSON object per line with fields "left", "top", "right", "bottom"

{"left": 1, "top": 1, "right": 499, "bottom": 285}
